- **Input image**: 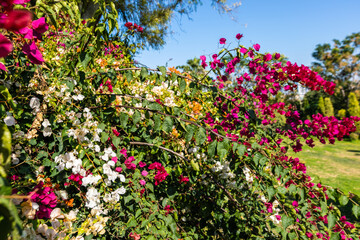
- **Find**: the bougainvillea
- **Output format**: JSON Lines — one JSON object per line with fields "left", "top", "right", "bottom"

{"left": 1, "top": 1, "right": 360, "bottom": 239}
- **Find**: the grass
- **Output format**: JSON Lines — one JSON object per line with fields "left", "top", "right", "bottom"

{"left": 289, "top": 139, "right": 360, "bottom": 196}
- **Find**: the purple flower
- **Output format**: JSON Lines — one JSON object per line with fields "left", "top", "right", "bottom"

{"left": 0, "top": 34, "right": 12, "bottom": 58}
{"left": 236, "top": 33, "right": 243, "bottom": 40}
{"left": 253, "top": 44, "right": 260, "bottom": 51}
{"left": 219, "top": 38, "right": 226, "bottom": 44}
{"left": 22, "top": 41, "right": 44, "bottom": 64}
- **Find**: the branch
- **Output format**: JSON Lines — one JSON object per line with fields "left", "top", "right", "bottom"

{"left": 129, "top": 141, "right": 189, "bottom": 162}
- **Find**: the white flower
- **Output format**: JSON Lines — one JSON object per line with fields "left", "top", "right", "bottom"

{"left": 30, "top": 97, "right": 40, "bottom": 109}
{"left": 42, "top": 119, "right": 51, "bottom": 128}
{"left": 4, "top": 115, "right": 15, "bottom": 126}
{"left": 43, "top": 127, "right": 52, "bottom": 137}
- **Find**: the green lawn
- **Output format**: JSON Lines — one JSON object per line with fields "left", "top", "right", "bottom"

{"left": 289, "top": 139, "right": 360, "bottom": 196}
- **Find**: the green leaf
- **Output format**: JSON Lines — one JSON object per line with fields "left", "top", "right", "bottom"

{"left": 162, "top": 116, "right": 173, "bottom": 133}
{"left": 153, "top": 114, "right": 161, "bottom": 131}
{"left": 125, "top": 71, "right": 133, "bottom": 82}
{"left": 185, "top": 125, "right": 195, "bottom": 142}
{"left": 179, "top": 78, "right": 186, "bottom": 92}
{"left": 328, "top": 213, "right": 336, "bottom": 230}
{"left": 158, "top": 66, "right": 166, "bottom": 76}
{"left": 140, "top": 67, "right": 148, "bottom": 78}
{"left": 267, "top": 187, "right": 275, "bottom": 200}
{"left": 101, "top": 132, "right": 109, "bottom": 143}
{"left": 339, "top": 195, "right": 349, "bottom": 206}
{"left": 79, "top": 51, "right": 91, "bottom": 69}
{"left": 190, "top": 160, "right": 200, "bottom": 172}
{"left": 329, "top": 233, "right": 340, "bottom": 240}
{"left": 132, "top": 110, "right": 141, "bottom": 125}
{"left": 352, "top": 205, "right": 360, "bottom": 219}
{"left": 120, "top": 113, "right": 129, "bottom": 128}
{"left": 207, "top": 140, "right": 217, "bottom": 158}
{"left": 195, "top": 127, "right": 206, "bottom": 145}
{"left": 281, "top": 215, "right": 293, "bottom": 229}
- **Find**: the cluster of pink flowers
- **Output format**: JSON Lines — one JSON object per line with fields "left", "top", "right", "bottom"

{"left": 0, "top": 0, "right": 48, "bottom": 70}
{"left": 99, "top": 79, "right": 113, "bottom": 93}
{"left": 124, "top": 22, "right": 143, "bottom": 33}
{"left": 30, "top": 182, "right": 58, "bottom": 219}
{"left": 148, "top": 162, "right": 168, "bottom": 186}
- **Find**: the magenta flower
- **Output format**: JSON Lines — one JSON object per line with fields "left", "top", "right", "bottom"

{"left": 139, "top": 161, "right": 146, "bottom": 168}
{"left": 0, "top": 34, "right": 12, "bottom": 58}
{"left": 32, "top": 17, "right": 48, "bottom": 34}
{"left": 115, "top": 167, "right": 123, "bottom": 173}
{"left": 219, "top": 38, "right": 226, "bottom": 44}
{"left": 22, "top": 41, "right": 44, "bottom": 64}
{"left": 141, "top": 170, "right": 148, "bottom": 177}
{"left": 0, "top": 62, "right": 7, "bottom": 71}
{"left": 236, "top": 33, "right": 243, "bottom": 40}
{"left": 4, "top": 10, "right": 32, "bottom": 32}
{"left": 139, "top": 180, "right": 146, "bottom": 186}
{"left": 253, "top": 44, "right": 260, "bottom": 51}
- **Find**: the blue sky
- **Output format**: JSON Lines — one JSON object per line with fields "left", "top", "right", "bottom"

{"left": 136, "top": 0, "right": 360, "bottom": 69}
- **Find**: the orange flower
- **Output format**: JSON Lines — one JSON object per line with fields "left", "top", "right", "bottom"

{"left": 64, "top": 198, "right": 74, "bottom": 207}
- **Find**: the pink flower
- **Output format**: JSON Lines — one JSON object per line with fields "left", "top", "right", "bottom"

{"left": 111, "top": 156, "right": 118, "bottom": 163}
{"left": 4, "top": 10, "right": 32, "bottom": 32}
{"left": 139, "top": 180, "right": 146, "bottom": 186}
{"left": 141, "top": 170, "right": 148, "bottom": 177}
{"left": 292, "top": 201, "right": 298, "bottom": 207}
{"left": 32, "top": 17, "right": 48, "bottom": 34}
{"left": 120, "top": 148, "right": 127, "bottom": 157}
{"left": 179, "top": 175, "right": 189, "bottom": 184}
{"left": 253, "top": 44, "right": 260, "bottom": 51}
{"left": 22, "top": 41, "right": 44, "bottom": 64}
{"left": 219, "top": 38, "right": 226, "bottom": 44}
{"left": 115, "top": 167, "right": 122, "bottom": 172}
{"left": 0, "top": 34, "right": 12, "bottom": 58}
{"left": 236, "top": 33, "right": 243, "bottom": 40}
{"left": 139, "top": 161, "right": 146, "bottom": 168}
{"left": 0, "top": 62, "right": 7, "bottom": 71}
{"left": 129, "top": 232, "right": 141, "bottom": 240}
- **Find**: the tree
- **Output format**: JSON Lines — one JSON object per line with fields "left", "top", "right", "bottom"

{"left": 348, "top": 92, "right": 360, "bottom": 117}
{"left": 311, "top": 32, "right": 360, "bottom": 111}
{"left": 75, "top": 0, "right": 241, "bottom": 50}
{"left": 324, "top": 97, "right": 334, "bottom": 116}
{"left": 318, "top": 96, "right": 325, "bottom": 115}
{"left": 2, "top": 1, "right": 360, "bottom": 239}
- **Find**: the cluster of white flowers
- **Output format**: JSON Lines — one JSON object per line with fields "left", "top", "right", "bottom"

{"left": 85, "top": 187, "right": 101, "bottom": 209}
{"left": 243, "top": 166, "right": 254, "bottom": 183}
{"left": 211, "top": 161, "right": 237, "bottom": 188}
{"left": 11, "top": 144, "right": 22, "bottom": 165}
{"left": 54, "top": 150, "right": 83, "bottom": 174}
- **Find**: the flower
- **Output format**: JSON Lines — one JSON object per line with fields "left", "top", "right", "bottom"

{"left": 4, "top": 10, "right": 32, "bottom": 32}
{"left": 129, "top": 232, "right": 141, "bottom": 240}
{"left": 219, "top": 38, "right": 226, "bottom": 44}
{"left": 253, "top": 44, "right": 260, "bottom": 51}
{"left": 0, "top": 34, "right": 12, "bottom": 58}
{"left": 236, "top": 33, "right": 243, "bottom": 40}
{"left": 22, "top": 41, "right": 44, "bottom": 64}
{"left": 139, "top": 180, "right": 146, "bottom": 186}
{"left": 4, "top": 114, "right": 15, "bottom": 126}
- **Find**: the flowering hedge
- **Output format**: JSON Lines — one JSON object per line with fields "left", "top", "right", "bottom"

{"left": 1, "top": 1, "right": 360, "bottom": 239}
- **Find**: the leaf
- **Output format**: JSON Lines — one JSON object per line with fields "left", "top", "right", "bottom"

{"left": 195, "top": 127, "right": 206, "bottom": 145}
{"left": 140, "top": 67, "right": 148, "bottom": 78}
{"left": 339, "top": 195, "right": 349, "bottom": 206}
{"left": 101, "top": 132, "right": 109, "bottom": 143}
{"left": 328, "top": 213, "right": 336, "bottom": 230}
{"left": 120, "top": 113, "right": 129, "bottom": 128}
{"left": 267, "top": 187, "right": 276, "bottom": 200}
{"left": 207, "top": 140, "right": 216, "bottom": 158}
{"left": 153, "top": 114, "right": 161, "bottom": 131}
{"left": 79, "top": 51, "right": 91, "bottom": 69}
{"left": 281, "top": 215, "right": 293, "bottom": 229}
{"left": 0, "top": 124, "right": 11, "bottom": 177}
{"left": 352, "top": 205, "right": 360, "bottom": 219}
{"left": 132, "top": 110, "right": 141, "bottom": 125}
{"left": 185, "top": 125, "right": 195, "bottom": 142}
{"left": 125, "top": 71, "right": 133, "bottom": 82}
{"left": 158, "top": 66, "right": 166, "bottom": 75}
{"left": 190, "top": 160, "right": 200, "bottom": 172}
{"left": 179, "top": 78, "right": 186, "bottom": 92}
{"left": 162, "top": 116, "right": 173, "bottom": 133}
